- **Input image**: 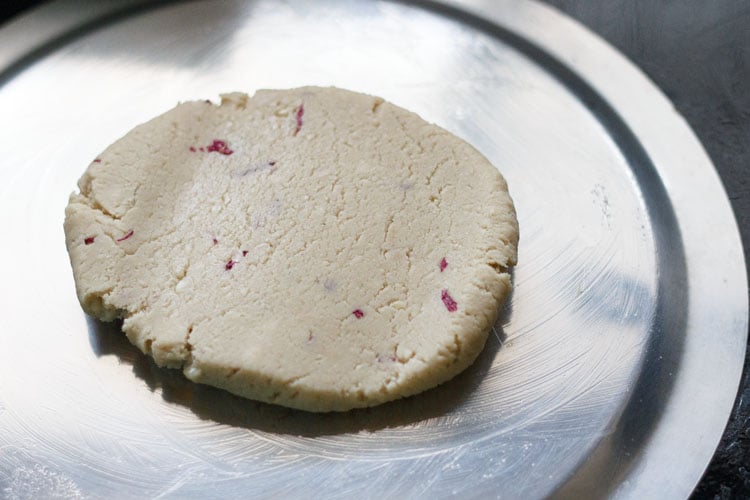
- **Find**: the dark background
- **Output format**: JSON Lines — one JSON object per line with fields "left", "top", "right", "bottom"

{"left": 2, "top": 1, "right": 748, "bottom": 497}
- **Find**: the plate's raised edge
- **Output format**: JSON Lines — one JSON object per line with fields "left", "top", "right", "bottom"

{"left": 430, "top": 0, "right": 748, "bottom": 497}
{"left": 0, "top": 0, "right": 162, "bottom": 86}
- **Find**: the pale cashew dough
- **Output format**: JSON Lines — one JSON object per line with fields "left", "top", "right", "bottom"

{"left": 64, "top": 87, "right": 518, "bottom": 412}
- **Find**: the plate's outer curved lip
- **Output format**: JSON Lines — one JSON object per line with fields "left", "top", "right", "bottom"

{"left": 0, "top": 0, "right": 746, "bottom": 498}
{"left": 437, "top": 0, "right": 748, "bottom": 497}
{"left": 0, "top": 0, "right": 156, "bottom": 86}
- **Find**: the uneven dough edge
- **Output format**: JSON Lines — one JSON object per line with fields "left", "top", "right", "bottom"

{"left": 64, "top": 86, "right": 519, "bottom": 412}
{"left": 180, "top": 269, "right": 513, "bottom": 412}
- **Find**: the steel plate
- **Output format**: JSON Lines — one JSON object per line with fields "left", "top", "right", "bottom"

{"left": 0, "top": 0, "right": 746, "bottom": 498}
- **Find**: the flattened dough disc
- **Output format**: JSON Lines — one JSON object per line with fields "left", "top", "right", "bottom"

{"left": 64, "top": 87, "right": 518, "bottom": 412}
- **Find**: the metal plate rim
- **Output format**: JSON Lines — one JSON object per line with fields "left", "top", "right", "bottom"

{"left": 455, "top": 1, "right": 748, "bottom": 496}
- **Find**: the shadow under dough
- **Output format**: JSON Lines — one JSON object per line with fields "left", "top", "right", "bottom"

{"left": 87, "top": 294, "right": 513, "bottom": 437}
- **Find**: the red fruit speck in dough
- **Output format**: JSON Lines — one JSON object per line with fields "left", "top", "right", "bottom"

{"left": 212, "top": 238, "right": 218, "bottom": 245}
{"left": 93, "top": 159, "right": 101, "bottom": 163}
{"left": 353, "top": 309, "right": 365, "bottom": 319}
{"left": 293, "top": 104, "right": 304, "bottom": 136}
{"left": 440, "top": 257, "right": 448, "bottom": 272}
{"left": 225, "top": 260, "right": 235, "bottom": 270}
{"left": 207, "top": 139, "right": 233, "bottom": 155}
{"left": 441, "top": 289, "right": 457, "bottom": 312}
{"left": 189, "top": 146, "right": 196, "bottom": 152}
{"left": 242, "top": 250, "right": 248, "bottom": 257}
{"left": 116, "top": 230, "right": 134, "bottom": 242}
{"left": 84, "top": 236, "right": 95, "bottom": 245}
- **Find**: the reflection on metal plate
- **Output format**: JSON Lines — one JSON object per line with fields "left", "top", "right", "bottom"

{"left": 0, "top": 0, "right": 746, "bottom": 498}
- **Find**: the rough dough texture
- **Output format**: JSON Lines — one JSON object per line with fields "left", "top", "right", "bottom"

{"left": 64, "top": 87, "right": 518, "bottom": 412}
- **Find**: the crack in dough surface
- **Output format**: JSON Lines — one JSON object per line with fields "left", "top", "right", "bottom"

{"left": 64, "top": 86, "right": 518, "bottom": 412}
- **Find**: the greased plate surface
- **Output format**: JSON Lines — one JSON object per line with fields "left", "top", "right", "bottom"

{"left": 0, "top": 1, "right": 746, "bottom": 498}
